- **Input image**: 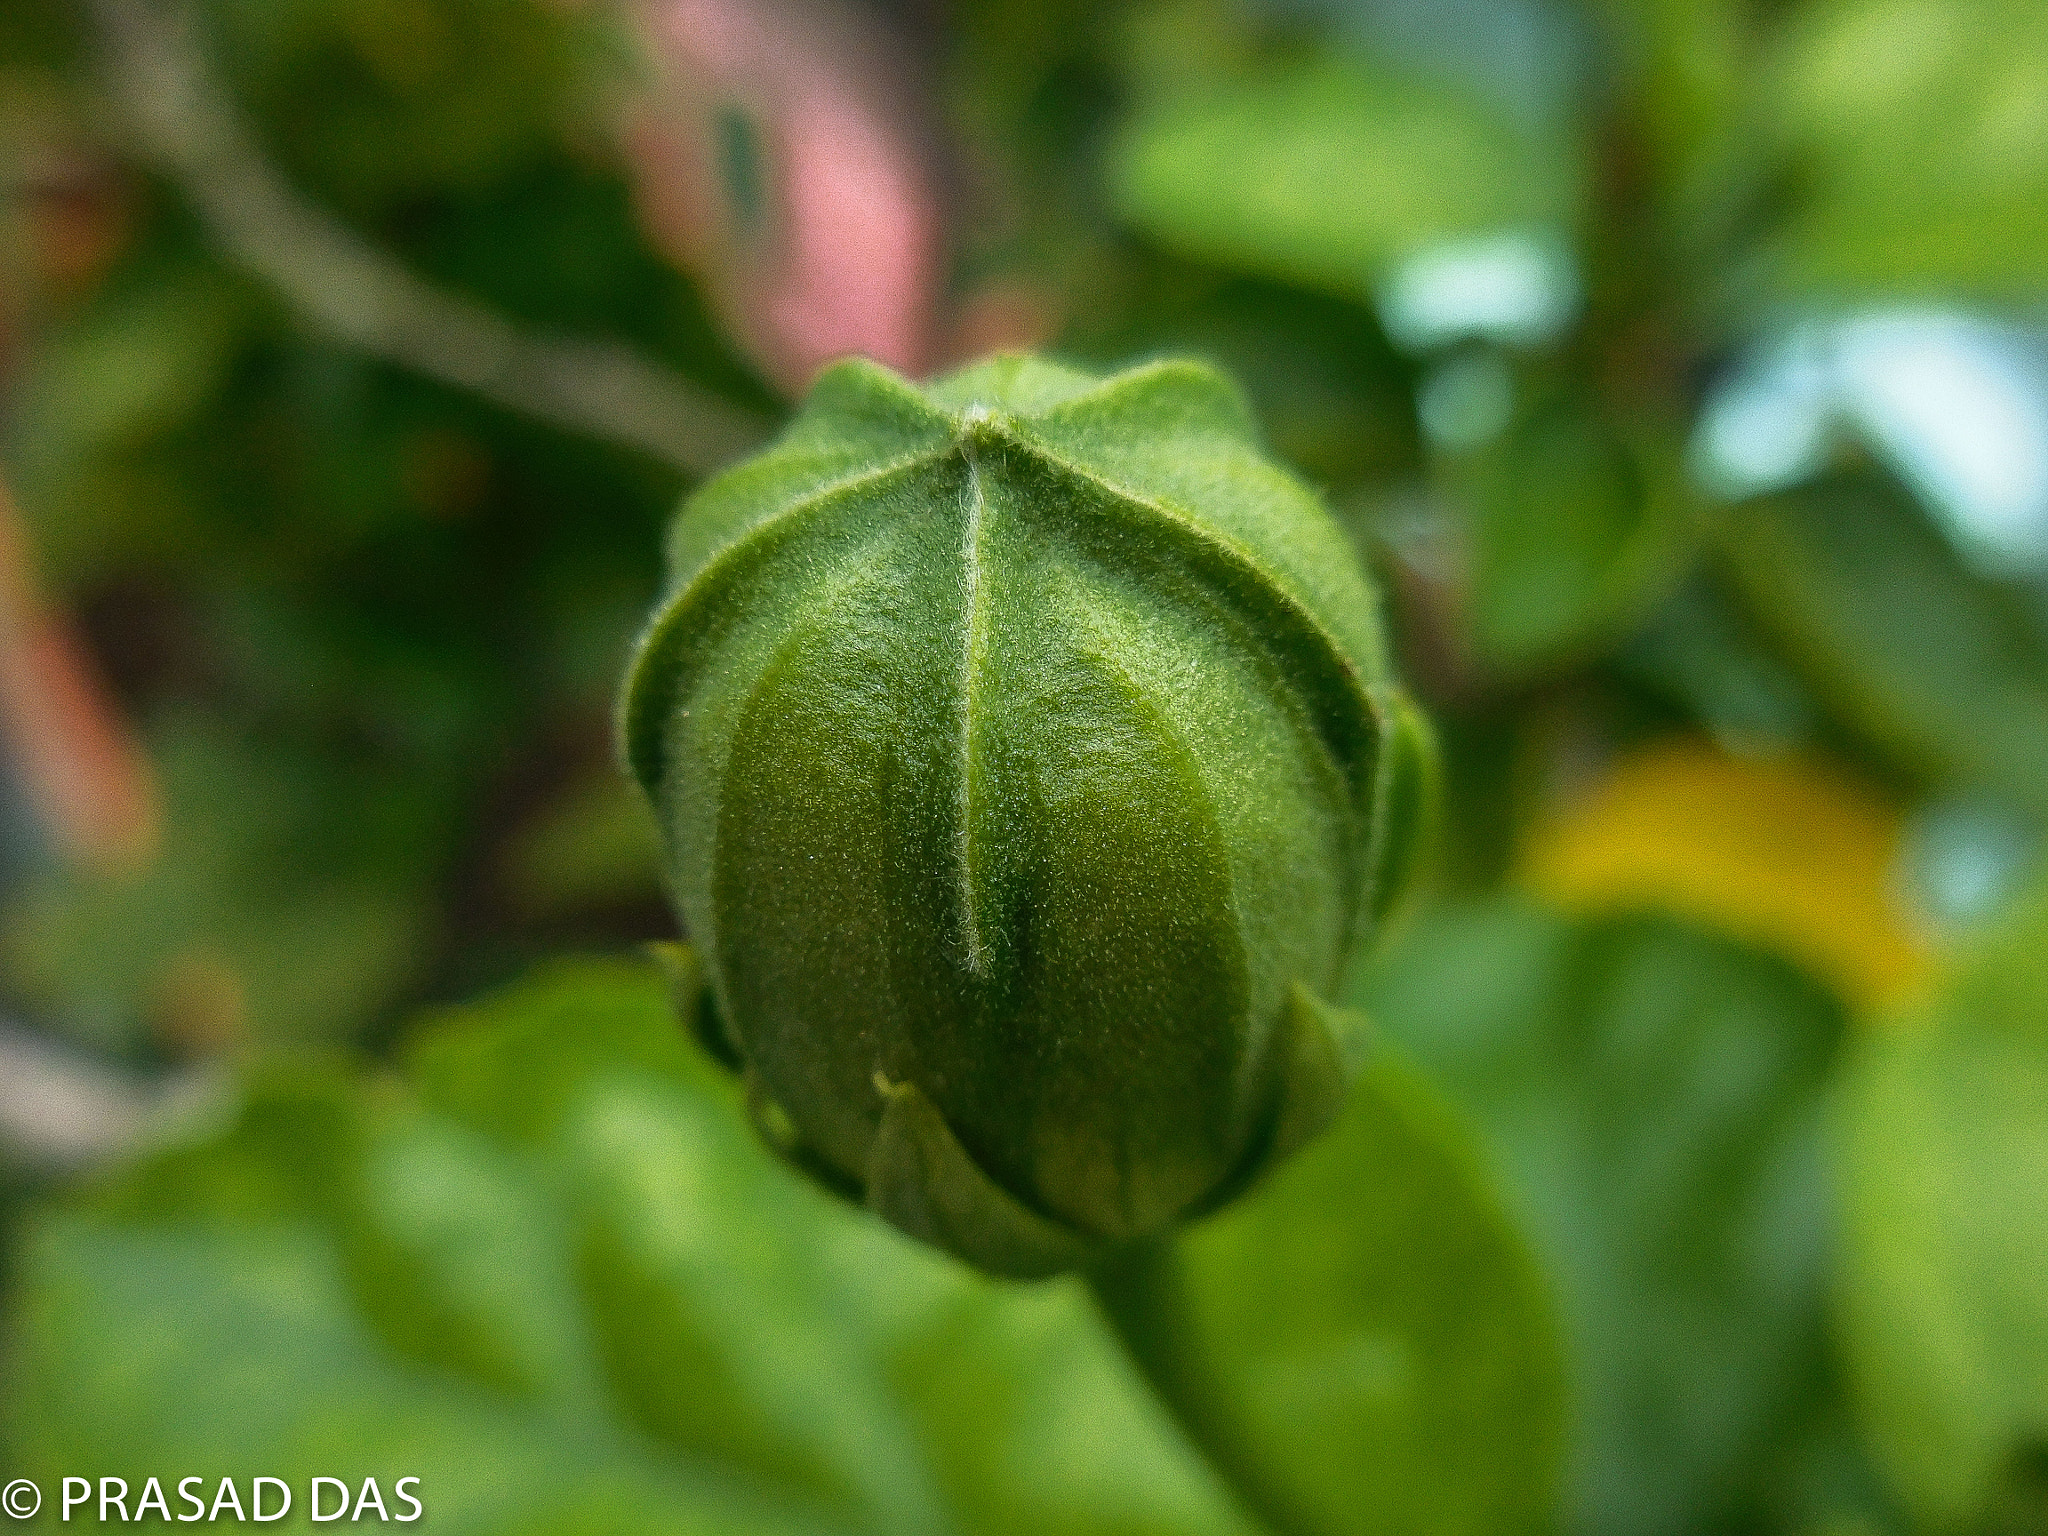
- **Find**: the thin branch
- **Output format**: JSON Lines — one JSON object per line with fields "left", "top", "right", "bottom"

{"left": 89, "top": 0, "right": 772, "bottom": 476}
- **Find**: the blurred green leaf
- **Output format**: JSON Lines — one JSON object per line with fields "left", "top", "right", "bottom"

{"left": 6, "top": 254, "right": 262, "bottom": 583}
{"left": 1063, "top": 271, "right": 1419, "bottom": 492}
{"left": 12, "top": 258, "right": 251, "bottom": 453}
{"left": 7, "top": 1215, "right": 856, "bottom": 1536}
{"left": 1171, "top": 1050, "right": 1569, "bottom": 1536}
{"left": 1108, "top": 58, "right": 1577, "bottom": 296}
{"left": 1462, "top": 400, "right": 1688, "bottom": 672}
{"left": 1762, "top": 0, "right": 2048, "bottom": 299}
{"left": 1837, "top": 885, "right": 2048, "bottom": 1529}
{"left": 1348, "top": 898, "right": 1849, "bottom": 1536}
{"left": 1597, "top": 0, "right": 1751, "bottom": 257}
{"left": 1617, "top": 575, "right": 1820, "bottom": 752}
{"left": 1719, "top": 477, "right": 2048, "bottom": 815}
{"left": 885, "top": 1277, "right": 1252, "bottom": 1536}
{"left": 209, "top": 0, "right": 590, "bottom": 213}
{"left": 411, "top": 960, "right": 1253, "bottom": 1536}
{"left": 3, "top": 956, "right": 1256, "bottom": 1536}
{"left": 499, "top": 768, "right": 663, "bottom": 920}
{"left": 0, "top": 719, "right": 432, "bottom": 1053}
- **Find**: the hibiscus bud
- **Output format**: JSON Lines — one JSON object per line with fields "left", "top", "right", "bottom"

{"left": 622, "top": 353, "right": 1430, "bottom": 1276}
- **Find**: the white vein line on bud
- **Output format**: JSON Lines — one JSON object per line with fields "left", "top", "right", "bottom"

{"left": 957, "top": 414, "right": 994, "bottom": 977}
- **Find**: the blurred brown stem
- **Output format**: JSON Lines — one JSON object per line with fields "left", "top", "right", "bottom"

{"left": 88, "top": 0, "right": 772, "bottom": 476}
{"left": 0, "top": 477, "right": 158, "bottom": 870}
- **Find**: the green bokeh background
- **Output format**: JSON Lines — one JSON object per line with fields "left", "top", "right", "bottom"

{"left": 2, "top": 0, "right": 2045, "bottom": 1532}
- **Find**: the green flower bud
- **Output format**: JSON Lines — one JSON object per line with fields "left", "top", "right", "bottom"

{"left": 622, "top": 353, "right": 1430, "bottom": 1277}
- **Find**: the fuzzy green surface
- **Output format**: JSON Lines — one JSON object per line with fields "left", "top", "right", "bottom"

{"left": 622, "top": 353, "right": 1416, "bottom": 1261}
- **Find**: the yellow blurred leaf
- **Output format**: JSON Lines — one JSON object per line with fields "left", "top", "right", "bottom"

{"left": 1520, "top": 739, "right": 1928, "bottom": 1011}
